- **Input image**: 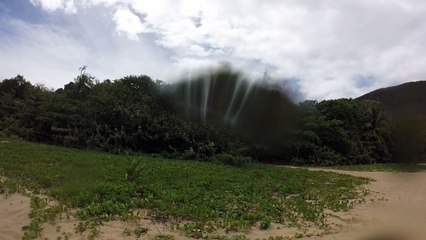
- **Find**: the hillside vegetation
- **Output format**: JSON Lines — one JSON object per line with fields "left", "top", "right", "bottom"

{"left": 358, "top": 81, "right": 426, "bottom": 162}
{"left": 358, "top": 80, "right": 426, "bottom": 121}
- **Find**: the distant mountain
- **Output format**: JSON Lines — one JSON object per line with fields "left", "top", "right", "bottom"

{"left": 358, "top": 81, "right": 426, "bottom": 122}
{"left": 358, "top": 81, "right": 426, "bottom": 162}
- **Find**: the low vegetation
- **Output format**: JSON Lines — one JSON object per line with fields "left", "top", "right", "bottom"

{"left": 0, "top": 138, "right": 369, "bottom": 239}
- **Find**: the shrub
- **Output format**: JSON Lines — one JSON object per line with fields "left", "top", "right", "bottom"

{"left": 125, "top": 157, "right": 143, "bottom": 182}
{"left": 182, "top": 147, "right": 197, "bottom": 160}
{"left": 208, "top": 154, "right": 252, "bottom": 167}
{"left": 259, "top": 218, "right": 271, "bottom": 230}
{"left": 310, "top": 147, "right": 342, "bottom": 166}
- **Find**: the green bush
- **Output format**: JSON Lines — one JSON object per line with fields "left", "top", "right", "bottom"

{"left": 259, "top": 218, "right": 271, "bottom": 230}
{"left": 208, "top": 154, "right": 252, "bottom": 167}
{"left": 311, "top": 147, "right": 342, "bottom": 166}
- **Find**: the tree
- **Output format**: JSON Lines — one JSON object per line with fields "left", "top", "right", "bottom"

{"left": 63, "top": 66, "right": 95, "bottom": 100}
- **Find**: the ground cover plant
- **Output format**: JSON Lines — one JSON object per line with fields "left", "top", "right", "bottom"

{"left": 0, "top": 138, "right": 369, "bottom": 239}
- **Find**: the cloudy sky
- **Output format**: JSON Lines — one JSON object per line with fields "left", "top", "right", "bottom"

{"left": 1, "top": 0, "right": 425, "bottom": 100}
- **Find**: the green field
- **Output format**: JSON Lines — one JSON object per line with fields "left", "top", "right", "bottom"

{"left": 0, "top": 138, "right": 370, "bottom": 239}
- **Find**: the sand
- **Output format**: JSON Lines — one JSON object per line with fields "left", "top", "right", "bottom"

{"left": 1, "top": 168, "right": 425, "bottom": 240}
{"left": 299, "top": 169, "right": 426, "bottom": 240}
{"left": 38, "top": 214, "right": 193, "bottom": 240}
{"left": 0, "top": 194, "right": 31, "bottom": 240}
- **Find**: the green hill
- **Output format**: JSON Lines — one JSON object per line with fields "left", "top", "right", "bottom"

{"left": 358, "top": 81, "right": 426, "bottom": 122}
{"left": 358, "top": 81, "right": 426, "bottom": 162}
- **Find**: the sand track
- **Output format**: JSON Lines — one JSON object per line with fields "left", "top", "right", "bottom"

{"left": 1, "top": 168, "right": 425, "bottom": 240}
{"left": 302, "top": 169, "right": 426, "bottom": 240}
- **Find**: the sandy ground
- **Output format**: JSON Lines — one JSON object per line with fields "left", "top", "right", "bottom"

{"left": 1, "top": 168, "right": 425, "bottom": 240}
{"left": 300, "top": 168, "right": 426, "bottom": 240}
{"left": 0, "top": 194, "right": 31, "bottom": 240}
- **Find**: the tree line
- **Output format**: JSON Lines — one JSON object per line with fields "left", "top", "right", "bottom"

{"left": 0, "top": 70, "right": 395, "bottom": 166}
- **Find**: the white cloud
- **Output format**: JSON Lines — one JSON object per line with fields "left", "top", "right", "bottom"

{"left": 112, "top": 6, "right": 149, "bottom": 40}
{"left": 29, "top": 0, "right": 77, "bottom": 14}
{"left": 10, "top": 0, "right": 426, "bottom": 99}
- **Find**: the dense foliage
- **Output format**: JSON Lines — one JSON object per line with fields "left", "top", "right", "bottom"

{"left": 291, "top": 99, "right": 392, "bottom": 165}
{"left": 0, "top": 71, "right": 394, "bottom": 165}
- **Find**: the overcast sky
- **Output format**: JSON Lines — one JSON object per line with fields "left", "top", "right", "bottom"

{"left": 1, "top": 0, "right": 425, "bottom": 100}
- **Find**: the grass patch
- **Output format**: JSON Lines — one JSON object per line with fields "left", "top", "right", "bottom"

{"left": 0, "top": 138, "right": 369, "bottom": 238}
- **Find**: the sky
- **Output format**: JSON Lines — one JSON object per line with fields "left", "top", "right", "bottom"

{"left": 1, "top": 0, "right": 425, "bottom": 100}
